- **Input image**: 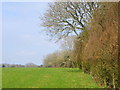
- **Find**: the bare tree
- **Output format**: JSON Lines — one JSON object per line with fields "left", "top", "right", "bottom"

{"left": 41, "top": 2, "right": 99, "bottom": 40}
{"left": 60, "top": 36, "right": 76, "bottom": 51}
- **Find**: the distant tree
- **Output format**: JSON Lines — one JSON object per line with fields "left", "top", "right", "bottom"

{"left": 2, "top": 64, "right": 5, "bottom": 68}
{"left": 11, "top": 64, "right": 16, "bottom": 67}
{"left": 25, "top": 63, "right": 37, "bottom": 67}
{"left": 38, "top": 65, "right": 43, "bottom": 68}
{"left": 43, "top": 50, "right": 73, "bottom": 68}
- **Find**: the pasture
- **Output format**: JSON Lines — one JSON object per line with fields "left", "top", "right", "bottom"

{"left": 2, "top": 68, "right": 101, "bottom": 88}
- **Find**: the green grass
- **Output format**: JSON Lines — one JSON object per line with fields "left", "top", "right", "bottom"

{"left": 2, "top": 68, "right": 101, "bottom": 88}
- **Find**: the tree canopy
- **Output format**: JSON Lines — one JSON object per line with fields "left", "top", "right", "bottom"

{"left": 41, "top": 2, "right": 99, "bottom": 40}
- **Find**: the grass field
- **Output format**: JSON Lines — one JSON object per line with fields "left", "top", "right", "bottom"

{"left": 2, "top": 68, "right": 101, "bottom": 88}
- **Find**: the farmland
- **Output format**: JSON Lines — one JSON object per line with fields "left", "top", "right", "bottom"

{"left": 2, "top": 68, "right": 101, "bottom": 88}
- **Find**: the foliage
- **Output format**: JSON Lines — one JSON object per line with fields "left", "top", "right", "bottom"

{"left": 73, "top": 2, "right": 118, "bottom": 88}
{"left": 1, "top": 63, "right": 41, "bottom": 68}
{"left": 43, "top": 50, "right": 73, "bottom": 68}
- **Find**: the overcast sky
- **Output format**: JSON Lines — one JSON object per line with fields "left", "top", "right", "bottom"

{"left": 2, "top": 2, "right": 60, "bottom": 65}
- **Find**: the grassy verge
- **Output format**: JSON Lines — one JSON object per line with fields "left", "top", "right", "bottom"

{"left": 2, "top": 68, "right": 102, "bottom": 88}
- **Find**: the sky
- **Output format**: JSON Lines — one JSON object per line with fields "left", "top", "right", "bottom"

{"left": 2, "top": 2, "right": 60, "bottom": 65}
{"left": 0, "top": 2, "right": 2, "bottom": 66}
